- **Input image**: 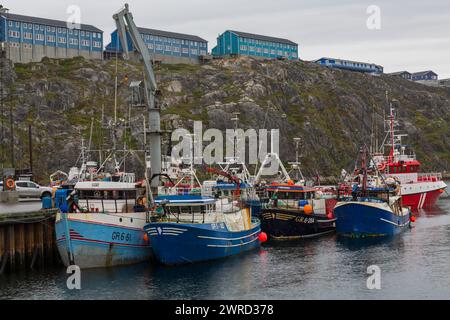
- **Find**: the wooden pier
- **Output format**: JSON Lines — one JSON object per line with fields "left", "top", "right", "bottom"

{"left": 0, "top": 207, "right": 61, "bottom": 274}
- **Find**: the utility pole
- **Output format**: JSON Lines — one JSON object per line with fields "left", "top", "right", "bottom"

{"left": 28, "top": 124, "right": 33, "bottom": 174}
{"left": 0, "top": 43, "right": 4, "bottom": 165}
{"left": 0, "top": 3, "right": 9, "bottom": 167}
{"left": 9, "top": 95, "right": 14, "bottom": 167}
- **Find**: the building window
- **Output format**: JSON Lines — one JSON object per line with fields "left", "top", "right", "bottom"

{"left": 36, "top": 34, "right": 44, "bottom": 41}
{"left": 47, "top": 36, "right": 55, "bottom": 42}
{"left": 182, "top": 47, "right": 189, "bottom": 54}
{"left": 8, "top": 21, "right": 12, "bottom": 27}
{"left": 74, "top": 30, "right": 78, "bottom": 35}
{"left": 59, "top": 37, "right": 67, "bottom": 44}
{"left": 190, "top": 49, "right": 198, "bottom": 55}
{"left": 8, "top": 31, "right": 20, "bottom": 38}
{"left": 165, "top": 45, "right": 171, "bottom": 51}
{"left": 81, "top": 31, "right": 85, "bottom": 36}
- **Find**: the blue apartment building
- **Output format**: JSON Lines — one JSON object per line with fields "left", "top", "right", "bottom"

{"left": 105, "top": 27, "right": 208, "bottom": 64}
{"left": 0, "top": 11, "right": 103, "bottom": 63}
{"left": 211, "top": 30, "right": 298, "bottom": 60}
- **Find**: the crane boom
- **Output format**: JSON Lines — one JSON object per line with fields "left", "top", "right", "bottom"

{"left": 113, "top": 3, "right": 161, "bottom": 189}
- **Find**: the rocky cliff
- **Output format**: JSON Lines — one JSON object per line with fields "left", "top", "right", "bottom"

{"left": 1, "top": 56, "right": 449, "bottom": 183}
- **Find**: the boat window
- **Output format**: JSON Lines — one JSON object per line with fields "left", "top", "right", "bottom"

{"left": 78, "top": 190, "right": 136, "bottom": 200}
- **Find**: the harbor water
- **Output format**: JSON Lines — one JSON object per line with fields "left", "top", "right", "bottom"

{"left": 1, "top": 195, "right": 449, "bottom": 300}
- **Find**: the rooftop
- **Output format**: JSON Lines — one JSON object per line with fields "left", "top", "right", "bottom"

{"left": 411, "top": 70, "right": 437, "bottom": 76}
{"left": 2, "top": 12, "right": 102, "bottom": 33}
{"left": 228, "top": 30, "right": 297, "bottom": 46}
{"left": 387, "top": 71, "right": 411, "bottom": 76}
{"left": 137, "top": 27, "right": 207, "bottom": 43}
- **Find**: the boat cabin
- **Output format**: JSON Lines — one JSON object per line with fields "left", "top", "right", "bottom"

{"left": 153, "top": 195, "right": 244, "bottom": 225}
{"left": 72, "top": 180, "right": 143, "bottom": 213}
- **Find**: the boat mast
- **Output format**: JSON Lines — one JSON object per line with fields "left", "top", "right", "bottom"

{"left": 361, "top": 146, "right": 367, "bottom": 195}
{"left": 288, "top": 137, "right": 305, "bottom": 183}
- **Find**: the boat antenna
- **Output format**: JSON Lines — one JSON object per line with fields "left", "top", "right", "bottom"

{"left": 288, "top": 137, "right": 305, "bottom": 183}
{"left": 231, "top": 112, "right": 240, "bottom": 162}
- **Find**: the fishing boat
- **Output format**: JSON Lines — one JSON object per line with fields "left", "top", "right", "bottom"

{"left": 370, "top": 102, "right": 447, "bottom": 208}
{"left": 256, "top": 152, "right": 337, "bottom": 241}
{"left": 144, "top": 195, "right": 263, "bottom": 265}
{"left": 334, "top": 146, "right": 413, "bottom": 238}
{"left": 260, "top": 182, "right": 337, "bottom": 240}
{"left": 55, "top": 173, "right": 152, "bottom": 268}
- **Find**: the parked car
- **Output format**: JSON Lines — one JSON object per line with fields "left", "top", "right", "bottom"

{"left": 14, "top": 181, "right": 53, "bottom": 199}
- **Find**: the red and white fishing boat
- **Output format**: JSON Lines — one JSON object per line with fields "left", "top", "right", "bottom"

{"left": 371, "top": 105, "right": 447, "bottom": 209}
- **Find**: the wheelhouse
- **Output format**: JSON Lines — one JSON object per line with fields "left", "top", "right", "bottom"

{"left": 73, "top": 181, "right": 141, "bottom": 213}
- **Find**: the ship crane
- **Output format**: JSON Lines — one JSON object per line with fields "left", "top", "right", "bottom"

{"left": 113, "top": 3, "right": 162, "bottom": 191}
{"left": 205, "top": 166, "right": 242, "bottom": 196}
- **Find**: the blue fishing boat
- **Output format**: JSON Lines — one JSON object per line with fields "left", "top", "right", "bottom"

{"left": 144, "top": 195, "right": 263, "bottom": 265}
{"left": 334, "top": 146, "right": 413, "bottom": 238}
{"left": 55, "top": 178, "right": 152, "bottom": 269}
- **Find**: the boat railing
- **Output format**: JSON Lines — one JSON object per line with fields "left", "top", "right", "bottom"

{"left": 158, "top": 197, "right": 243, "bottom": 224}
{"left": 76, "top": 196, "right": 137, "bottom": 214}
{"left": 417, "top": 172, "right": 442, "bottom": 182}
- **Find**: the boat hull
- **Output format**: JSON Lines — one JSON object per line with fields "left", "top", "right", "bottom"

{"left": 55, "top": 212, "right": 152, "bottom": 269}
{"left": 145, "top": 221, "right": 261, "bottom": 265}
{"left": 334, "top": 202, "right": 411, "bottom": 238}
{"left": 401, "top": 182, "right": 447, "bottom": 209}
{"left": 261, "top": 208, "right": 336, "bottom": 241}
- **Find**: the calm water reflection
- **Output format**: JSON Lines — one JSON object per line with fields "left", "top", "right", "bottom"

{"left": 1, "top": 197, "right": 449, "bottom": 300}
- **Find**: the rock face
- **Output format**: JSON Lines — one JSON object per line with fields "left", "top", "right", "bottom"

{"left": 1, "top": 56, "right": 449, "bottom": 182}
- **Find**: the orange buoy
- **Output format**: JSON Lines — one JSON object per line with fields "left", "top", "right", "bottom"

{"left": 438, "top": 189, "right": 445, "bottom": 193}
{"left": 303, "top": 204, "right": 313, "bottom": 215}
{"left": 287, "top": 180, "right": 294, "bottom": 186}
{"left": 5, "top": 178, "right": 15, "bottom": 190}
{"left": 258, "top": 232, "right": 268, "bottom": 243}
{"left": 143, "top": 233, "right": 149, "bottom": 242}
{"left": 410, "top": 216, "right": 416, "bottom": 223}
{"left": 327, "top": 212, "right": 334, "bottom": 220}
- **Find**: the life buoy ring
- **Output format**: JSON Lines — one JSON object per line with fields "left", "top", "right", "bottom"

{"left": 5, "top": 178, "right": 15, "bottom": 190}
{"left": 378, "top": 163, "right": 386, "bottom": 171}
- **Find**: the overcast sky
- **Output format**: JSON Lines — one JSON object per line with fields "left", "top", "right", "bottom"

{"left": 3, "top": 0, "right": 450, "bottom": 78}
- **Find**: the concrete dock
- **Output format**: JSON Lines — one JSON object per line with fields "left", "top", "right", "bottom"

{"left": 0, "top": 200, "right": 60, "bottom": 274}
